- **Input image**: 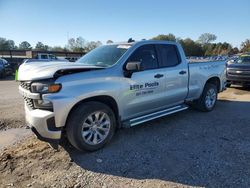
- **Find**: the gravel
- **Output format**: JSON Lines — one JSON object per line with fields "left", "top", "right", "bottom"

{"left": 0, "top": 80, "right": 250, "bottom": 187}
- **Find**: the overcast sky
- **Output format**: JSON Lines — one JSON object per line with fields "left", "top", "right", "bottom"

{"left": 0, "top": 0, "right": 249, "bottom": 48}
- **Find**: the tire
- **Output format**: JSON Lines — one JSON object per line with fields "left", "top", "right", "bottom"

{"left": 192, "top": 83, "right": 218, "bottom": 112}
{"left": 0, "top": 70, "right": 5, "bottom": 78}
{"left": 66, "top": 101, "right": 116, "bottom": 151}
{"left": 226, "top": 83, "right": 231, "bottom": 87}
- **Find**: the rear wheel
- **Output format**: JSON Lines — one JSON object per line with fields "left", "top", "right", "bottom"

{"left": 66, "top": 102, "right": 116, "bottom": 151}
{"left": 192, "top": 83, "right": 218, "bottom": 112}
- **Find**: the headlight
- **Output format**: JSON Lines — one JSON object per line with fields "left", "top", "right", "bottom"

{"left": 31, "top": 82, "right": 61, "bottom": 93}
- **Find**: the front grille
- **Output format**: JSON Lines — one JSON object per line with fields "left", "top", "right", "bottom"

{"left": 228, "top": 68, "right": 250, "bottom": 74}
{"left": 23, "top": 96, "right": 35, "bottom": 109}
{"left": 20, "top": 81, "right": 31, "bottom": 91}
{"left": 228, "top": 72, "right": 250, "bottom": 77}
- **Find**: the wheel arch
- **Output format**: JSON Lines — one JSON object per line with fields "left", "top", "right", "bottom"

{"left": 65, "top": 95, "right": 120, "bottom": 129}
{"left": 205, "top": 76, "right": 221, "bottom": 92}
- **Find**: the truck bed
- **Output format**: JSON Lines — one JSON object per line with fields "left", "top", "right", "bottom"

{"left": 187, "top": 60, "right": 226, "bottom": 100}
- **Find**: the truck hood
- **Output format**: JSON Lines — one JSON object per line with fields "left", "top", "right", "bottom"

{"left": 18, "top": 61, "right": 104, "bottom": 81}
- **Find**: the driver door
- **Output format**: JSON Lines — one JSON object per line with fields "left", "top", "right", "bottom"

{"left": 121, "top": 44, "right": 167, "bottom": 119}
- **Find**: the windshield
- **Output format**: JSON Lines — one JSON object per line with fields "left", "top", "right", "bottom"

{"left": 236, "top": 56, "right": 250, "bottom": 64}
{"left": 76, "top": 44, "right": 131, "bottom": 67}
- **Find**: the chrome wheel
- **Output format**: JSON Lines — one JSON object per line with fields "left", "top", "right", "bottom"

{"left": 205, "top": 88, "right": 216, "bottom": 109}
{"left": 82, "top": 111, "right": 111, "bottom": 145}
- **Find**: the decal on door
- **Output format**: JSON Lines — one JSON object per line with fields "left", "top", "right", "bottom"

{"left": 130, "top": 81, "right": 159, "bottom": 96}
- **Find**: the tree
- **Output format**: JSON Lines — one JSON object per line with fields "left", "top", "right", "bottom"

{"left": 179, "top": 38, "right": 204, "bottom": 56}
{"left": 230, "top": 47, "right": 239, "bottom": 55}
{"left": 202, "top": 42, "right": 232, "bottom": 56}
{"left": 19, "top": 41, "right": 32, "bottom": 50}
{"left": 0, "top": 37, "right": 16, "bottom": 50}
{"left": 67, "top": 37, "right": 102, "bottom": 52}
{"left": 240, "top": 39, "right": 250, "bottom": 52}
{"left": 152, "top": 33, "right": 176, "bottom": 41}
{"left": 67, "top": 38, "right": 76, "bottom": 51}
{"left": 203, "top": 43, "right": 216, "bottom": 56}
{"left": 220, "top": 42, "right": 232, "bottom": 55}
{"left": 75, "top": 37, "right": 86, "bottom": 52}
{"left": 67, "top": 37, "right": 86, "bottom": 52}
{"left": 106, "top": 40, "right": 113, "bottom": 44}
{"left": 35, "top": 42, "right": 49, "bottom": 51}
{"left": 198, "top": 33, "right": 217, "bottom": 45}
{"left": 7, "top": 40, "right": 16, "bottom": 49}
{"left": 0, "top": 38, "right": 9, "bottom": 50}
{"left": 84, "top": 41, "right": 102, "bottom": 52}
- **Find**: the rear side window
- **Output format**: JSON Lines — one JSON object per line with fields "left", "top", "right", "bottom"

{"left": 127, "top": 44, "right": 158, "bottom": 70}
{"left": 156, "top": 44, "right": 181, "bottom": 68}
{"left": 41, "top": 55, "right": 48, "bottom": 59}
{"left": 49, "top": 55, "right": 57, "bottom": 60}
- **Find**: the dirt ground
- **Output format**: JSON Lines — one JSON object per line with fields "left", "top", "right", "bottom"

{"left": 0, "top": 80, "right": 250, "bottom": 188}
{"left": 0, "top": 79, "right": 25, "bottom": 130}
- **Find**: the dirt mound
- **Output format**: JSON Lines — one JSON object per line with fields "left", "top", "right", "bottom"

{"left": 0, "top": 138, "right": 78, "bottom": 188}
{"left": 0, "top": 118, "right": 26, "bottom": 130}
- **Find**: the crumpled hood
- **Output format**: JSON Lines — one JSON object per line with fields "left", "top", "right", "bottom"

{"left": 18, "top": 61, "right": 103, "bottom": 81}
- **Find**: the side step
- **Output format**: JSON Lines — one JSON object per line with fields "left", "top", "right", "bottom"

{"left": 128, "top": 104, "right": 189, "bottom": 127}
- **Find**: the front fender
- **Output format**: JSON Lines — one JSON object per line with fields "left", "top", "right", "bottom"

{"left": 43, "top": 79, "right": 122, "bottom": 128}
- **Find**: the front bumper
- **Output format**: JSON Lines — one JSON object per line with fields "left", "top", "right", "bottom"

{"left": 25, "top": 104, "right": 62, "bottom": 142}
{"left": 226, "top": 75, "right": 250, "bottom": 85}
{"left": 226, "top": 67, "right": 250, "bottom": 85}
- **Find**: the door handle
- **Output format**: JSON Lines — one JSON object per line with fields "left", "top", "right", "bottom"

{"left": 154, "top": 74, "right": 164, "bottom": 79}
{"left": 179, "top": 70, "right": 187, "bottom": 75}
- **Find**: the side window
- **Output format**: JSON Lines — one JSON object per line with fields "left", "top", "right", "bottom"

{"left": 49, "top": 55, "right": 57, "bottom": 60}
{"left": 127, "top": 44, "right": 158, "bottom": 70}
{"left": 157, "top": 44, "right": 181, "bottom": 68}
{"left": 41, "top": 55, "right": 48, "bottom": 59}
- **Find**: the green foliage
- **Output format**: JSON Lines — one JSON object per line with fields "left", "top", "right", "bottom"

{"left": 0, "top": 37, "right": 17, "bottom": 50}
{"left": 84, "top": 41, "right": 102, "bottom": 52}
{"left": 67, "top": 37, "right": 102, "bottom": 53}
{"left": 35, "top": 42, "right": 49, "bottom": 51}
{"left": 152, "top": 33, "right": 176, "bottom": 41}
{"left": 230, "top": 47, "right": 239, "bottom": 55}
{"left": 0, "top": 34, "right": 247, "bottom": 56}
{"left": 203, "top": 42, "right": 232, "bottom": 56}
{"left": 241, "top": 39, "right": 250, "bottom": 52}
{"left": 178, "top": 38, "right": 203, "bottom": 56}
{"left": 198, "top": 33, "right": 217, "bottom": 45}
{"left": 67, "top": 37, "right": 86, "bottom": 52}
{"left": 151, "top": 33, "right": 235, "bottom": 56}
{"left": 19, "top": 41, "right": 32, "bottom": 50}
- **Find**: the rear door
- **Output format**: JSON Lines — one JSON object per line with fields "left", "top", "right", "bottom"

{"left": 155, "top": 44, "right": 189, "bottom": 105}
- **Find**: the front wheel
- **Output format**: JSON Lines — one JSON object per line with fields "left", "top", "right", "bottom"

{"left": 192, "top": 83, "right": 218, "bottom": 112}
{"left": 66, "top": 102, "right": 116, "bottom": 151}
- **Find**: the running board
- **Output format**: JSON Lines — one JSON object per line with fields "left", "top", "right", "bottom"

{"left": 127, "top": 105, "right": 189, "bottom": 127}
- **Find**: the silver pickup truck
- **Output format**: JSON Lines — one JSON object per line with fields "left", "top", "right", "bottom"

{"left": 18, "top": 40, "right": 226, "bottom": 151}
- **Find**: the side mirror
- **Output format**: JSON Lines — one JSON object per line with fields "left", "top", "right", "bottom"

{"left": 126, "top": 61, "right": 141, "bottom": 71}
{"left": 124, "top": 61, "right": 141, "bottom": 78}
